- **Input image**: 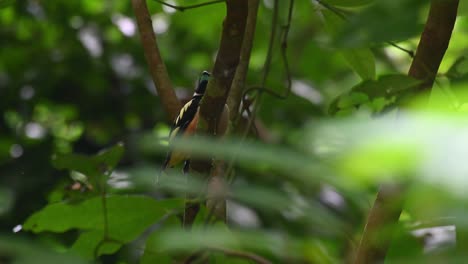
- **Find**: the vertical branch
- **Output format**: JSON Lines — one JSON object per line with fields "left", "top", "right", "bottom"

{"left": 132, "top": 0, "right": 181, "bottom": 120}
{"left": 409, "top": 0, "right": 460, "bottom": 91}
{"left": 353, "top": 1, "right": 459, "bottom": 263}
{"left": 187, "top": 0, "right": 249, "bottom": 225}
{"left": 227, "top": 0, "right": 260, "bottom": 123}
{"left": 196, "top": 0, "right": 249, "bottom": 135}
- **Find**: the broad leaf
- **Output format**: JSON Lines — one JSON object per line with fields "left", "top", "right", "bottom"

{"left": 24, "top": 195, "right": 184, "bottom": 257}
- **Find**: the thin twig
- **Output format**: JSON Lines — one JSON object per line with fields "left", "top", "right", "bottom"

{"left": 132, "top": 0, "right": 181, "bottom": 120}
{"left": 154, "top": 0, "right": 225, "bottom": 12}
{"left": 94, "top": 170, "right": 111, "bottom": 259}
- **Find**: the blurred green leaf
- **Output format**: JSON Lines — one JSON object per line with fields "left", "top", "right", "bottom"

{"left": 335, "top": 0, "right": 426, "bottom": 47}
{"left": 52, "top": 153, "right": 101, "bottom": 178}
{"left": 144, "top": 136, "right": 331, "bottom": 186}
{"left": 0, "top": 236, "right": 88, "bottom": 264}
{"left": 353, "top": 74, "right": 421, "bottom": 98}
{"left": 0, "top": 0, "right": 14, "bottom": 9}
{"left": 329, "top": 74, "right": 421, "bottom": 114}
{"left": 325, "top": 0, "right": 374, "bottom": 7}
{"left": 149, "top": 226, "right": 336, "bottom": 263}
{"left": 52, "top": 143, "right": 124, "bottom": 186}
{"left": 446, "top": 56, "right": 468, "bottom": 83}
{"left": 342, "top": 48, "right": 376, "bottom": 80}
{"left": 94, "top": 142, "right": 124, "bottom": 171}
{"left": 337, "top": 92, "right": 369, "bottom": 108}
{"left": 322, "top": 8, "right": 376, "bottom": 80}
{"left": 141, "top": 215, "right": 179, "bottom": 264}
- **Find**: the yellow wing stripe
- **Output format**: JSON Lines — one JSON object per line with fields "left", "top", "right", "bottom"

{"left": 175, "top": 101, "right": 192, "bottom": 125}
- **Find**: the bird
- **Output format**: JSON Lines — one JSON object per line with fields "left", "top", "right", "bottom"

{"left": 162, "top": 71, "right": 211, "bottom": 173}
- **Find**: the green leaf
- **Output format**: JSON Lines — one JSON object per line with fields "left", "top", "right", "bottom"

{"left": 141, "top": 215, "right": 180, "bottom": 264}
{"left": 353, "top": 74, "right": 421, "bottom": 98}
{"left": 24, "top": 195, "right": 182, "bottom": 234}
{"left": 337, "top": 92, "right": 369, "bottom": 108}
{"left": 94, "top": 142, "right": 125, "bottom": 171}
{"left": 446, "top": 56, "right": 468, "bottom": 83}
{"left": 458, "top": 0, "right": 468, "bottom": 16}
{"left": 329, "top": 74, "right": 420, "bottom": 114}
{"left": 24, "top": 195, "right": 184, "bottom": 257}
{"left": 52, "top": 153, "right": 100, "bottom": 178}
{"left": 322, "top": 8, "right": 375, "bottom": 80}
{"left": 341, "top": 48, "right": 376, "bottom": 80}
{"left": 71, "top": 231, "right": 122, "bottom": 259}
{"left": 335, "top": 0, "right": 426, "bottom": 47}
{"left": 149, "top": 226, "right": 336, "bottom": 263}
{"left": 52, "top": 143, "right": 125, "bottom": 188}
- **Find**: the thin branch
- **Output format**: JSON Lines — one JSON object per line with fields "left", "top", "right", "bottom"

{"left": 387, "top": 42, "right": 414, "bottom": 58}
{"left": 353, "top": 1, "right": 459, "bottom": 263}
{"left": 154, "top": 0, "right": 225, "bottom": 12}
{"left": 132, "top": 0, "right": 181, "bottom": 120}
{"left": 208, "top": 247, "right": 273, "bottom": 264}
{"left": 94, "top": 171, "right": 112, "bottom": 259}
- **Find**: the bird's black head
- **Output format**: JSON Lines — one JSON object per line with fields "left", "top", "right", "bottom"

{"left": 194, "top": 71, "right": 211, "bottom": 96}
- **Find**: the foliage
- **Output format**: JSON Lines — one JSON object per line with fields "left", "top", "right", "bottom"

{"left": 1, "top": 0, "right": 468, "bottom": 263}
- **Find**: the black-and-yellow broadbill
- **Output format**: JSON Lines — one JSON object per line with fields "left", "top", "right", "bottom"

{"left": 162, "top": 71, "right": 211, "bottom": 172}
